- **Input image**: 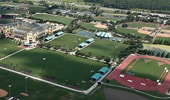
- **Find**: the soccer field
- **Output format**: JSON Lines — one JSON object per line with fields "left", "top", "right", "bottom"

{"left": 123, "top": 58, "right": 170, "bottom": 81}
{"left": 79, "top": 39, "right": 128, "bottom": 59}
{"left": 0, "top": 69, "right": 91, "bottom": 100}
{"left": 116, "top": 28, "right": 146, "bottom": 38}
{"left": 47, "top": 34, "right": 88, "bottom": 50}
{"left": 0, "top": 39, "right": 21, "bottom": 58}
{"left": 0, "top": 48, "right": 105, "bottom": 89}
{"left": 32, "top": 14, "right": 74, "bottom": 25}
{"left": 127, "top": 22, "right": 158, "bottom": 28}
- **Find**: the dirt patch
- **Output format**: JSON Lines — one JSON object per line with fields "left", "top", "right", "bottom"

{"left": 144, "top": 59, "right": 152, "bottom": 63}
{"left": 157, "top": 29, "right": 170, "bottom": 37}
{"left": 94, "top": 23, "right": 108, "bottom": 29}
{"left": 158, "top": 62, "right": 165, "bottom": 66}
{"left": 103, "top": 88, "right": 149, "bottom": 100}
{"left": 20, "top": 92, "right": 29, "bottom": 97}
{"left": 0, "top": 89, "right": 8, "bottom": 98}
{"left": 138, "top": 27, "right": 155, "bottom": 35}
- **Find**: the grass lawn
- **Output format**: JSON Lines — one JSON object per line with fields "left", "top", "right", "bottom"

{"left": 0, "top": 19, "right": 14, "bottom": 24}
{"left": 127, "top": 22, "right": 158, "bottom": 28}
{"left": 0, "top": 69, "right": 94, "bottom": 100}
{"left": 32, "top": 14, "right": 74, "bottom": 25}
{"left": 0, "top": 10, "right": 26, "bottom": 15}
{"left": 154, "top": 36, "right": 170, "bottom": 41}
{"left": 79, "top": 22, "right": 104, "bottom": 31}
{"left": 0, "top": 48, "right": 105, "bottom": 89}
{"left": 47, "top": 34, "right": 88, "bottom": 50}
{"left": 80, "top": 39, "right": 128, "bottom": 59}
{"left": 143, "top": 44, "right": 170, "bottom": 52}
{"left": 116, "top": 28, "right": 146, "bottom": 38}
{"left": 0, "top": 39, "right": 21, "bottom": 58}
{"left": 164, "top": 25, "right": 170, "bottom": 30}
{"left": 123, "top": 58, "right": 170, "bottom": 81}
{"left": 26, "top": 5, "right": 46, "bottom": 13}
{"left": 93, "top": 17, "right": 121, "bottom": 21}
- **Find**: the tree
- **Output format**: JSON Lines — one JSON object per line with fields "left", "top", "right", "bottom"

{"left": 0, "top": 33, "right": 6, "bottom": 39}
{"left": 121, "top": 23, "right": 128, "bottom": 28}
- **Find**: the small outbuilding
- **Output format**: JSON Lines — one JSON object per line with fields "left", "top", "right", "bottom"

{"left": 99, "top": 67, "right": 109, "bottom": 75}
{"left": 55, "top": 31, "right": 64, "bottom": 36}
{"left": 91, "top": 73, "right": 102, "bottom": 81}
{"left": 86, "top": 38, "right": 94, "bottom": 43}
{"left": 78, "top": 42, "right": 88, "bottom": 48}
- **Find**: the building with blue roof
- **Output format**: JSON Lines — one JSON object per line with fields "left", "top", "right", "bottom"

{"left": 99, "top": 67, "right": 109, "bottom": 75}
{"left": 95, "top": 31, "right": 113, "bottom": 38}
{"left": 55, "top": 31, "right": 64, "bottom": 36}
{"left": 86, "top": 38, "right": 94, "bottom": 43}
{"left": 79, "top": 42, "right": 88, "bottom": 48}
{"left": 44, "top": 35, "right": 54, "bottom": 41}
{"left": 91, "top": 73, "right": 102, "bottom": 81}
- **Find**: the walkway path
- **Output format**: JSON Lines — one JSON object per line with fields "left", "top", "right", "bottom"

{"left": 0, "top": 49, "right": 25, "bottom": 61}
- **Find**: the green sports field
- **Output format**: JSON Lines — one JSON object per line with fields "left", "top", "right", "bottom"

{"left": 32, "top": 14, "right": 74, "bottom": 25}
{"left": 93, "top": 17, "right": 121, "bottom": 21}
{"left": 79, "top": 22, "right": 104, "bottom": 30}
{"left": 127, "top": 22, "right": 158, "bottom": 28}
{"left": 79, "top": 39, "right": 128, "bottom": 59}
{"left": 0, "top": 19, "right": 14, "bottom": 24}
{"left": 123, "top": 58, "right": 170, "bottom": 81}
{"left": 0, "top": 69, "right": 96, "bottom": 100}
{"left": 0, "top": 39, "right": 20, "bottom": 58}
{"left": 47, "top": 34, "right": 88, "bottom": 50}
{"left": 116, "top": 28, "right": 146, "bottom": 38}
{"left": 165, "top": 25, "right": 170, "bottom": 30}
{"left": 0, "top": 48, "right": 105, "bottom": 89}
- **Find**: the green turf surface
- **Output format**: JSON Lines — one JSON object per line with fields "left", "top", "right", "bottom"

{"left": 93, "top": 17, "right": 121, "bottom": 21}
{"left": 0, "top": 19, "right": 14, "bottom": 24}
{"left": 80, "top": 39, "right": 128, "bottom": 59}
{"left": 26, "top": 5, "right": 46, "bottom": 13}
{"left": 154, "top": 36, "right": 170, "bottom": 41}
{"left": 127, "top": 22, "right": 158, "bottom": 28}
{"left": 48, "top": 34, "right": 88, "bottom": 50}
{"left": 164, "top": 26, "right": 170, "bottom": 30}
{"left": 0, "top": 39, "right": 20, "bottom": 58}
{"left": 0, "top": 68, "right": 96, "bottom": 100}
{"left": 116, "top": 28, "right": 146, "bottom": 38}
{"left": 124, "top": 58, "right": 170, "bottom": 81}
{"left": 0, "top": 10, "right": 26, "bottom": 15}
{"left": 32, "top": 14, "right": 74, "bottom": 25}
{"left": 0, "top": 48, "right": 104, "bottom": 89}
{"left": 79, "top": 22, "right": 104, "bottom": 31}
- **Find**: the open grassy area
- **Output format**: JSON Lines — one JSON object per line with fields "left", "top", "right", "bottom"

{"left": 0, "top": 39, "right": 21, "bottom": 58}
{"left": 0, "top": 48, "right": 104, "bottom": 89}
{"left": 80, "top": 39, "right": 128, "bottom": 59}
{"left": 48, "top": 34, "right": 88, "bottom": 50}
{"left": 0, "top": 10, "right": 26, "bottom": 15}
{"left": 93, "top": 17, "right": 121, "bottom": 21}
{"left": 26, "top": 5, "right": 46, "bottom": 13}
{"left": 0, "top": 19, "right": 14, "bottom": 24}
{"left": 143, "top": 44, "right": 170, "bottom": 52}
{"left": 32, "top": 14, "right": 74, "bottom": 25}
{"left": 79, "top": 22, "right": 103, "bottom": 31}
{"left": 127, "top": 22, "right": 158, "bottom": 28}
{"left": 0, "top": 68, "right": 99, "bottom": 100}
{"left": 123, "top": 58, "right": 170, "bottom": 81}
{"left": 116, "top": 28, "right": 146, "bottom": 38}
{"left": 154, "top": 36, "right": 170, "bottom": 41}
{"left": 164, "top": 25, "right": 170, "bottom": 30}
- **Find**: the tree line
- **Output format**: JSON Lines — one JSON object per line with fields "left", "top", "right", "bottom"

{"left": 84, "top": 0, "right": 170, "bottom": 11}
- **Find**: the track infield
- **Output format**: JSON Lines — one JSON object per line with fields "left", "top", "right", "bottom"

{"left": 107, "top": 54, "right": 170, "bottom": 94}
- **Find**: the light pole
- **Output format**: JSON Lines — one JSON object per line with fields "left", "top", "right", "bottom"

{"left": 42, "top": 58, "right": 46, "bottom": 69}
{"left": 25, "top": 77, "right": 28, "bottom": 93}
{"left": 4, "top": 48, "right": 6, "bottom": 57}
{"left": 8, "top": 85, "right": 11, "bottom": 97}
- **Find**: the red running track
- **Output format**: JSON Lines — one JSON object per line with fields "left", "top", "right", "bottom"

{"left": 107, "top": 54, "right": 170, "bottom": 94}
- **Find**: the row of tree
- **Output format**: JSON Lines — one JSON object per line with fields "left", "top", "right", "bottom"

{"left": 153, "top": 39, "right": 170, "bottom": 45}
{"left": 84, "top": 0, "right": 170, "bottom": 11}
{"left": 138, "top": 49, "right": 170, "bottom": 58}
